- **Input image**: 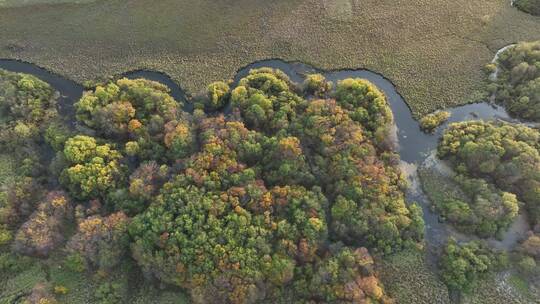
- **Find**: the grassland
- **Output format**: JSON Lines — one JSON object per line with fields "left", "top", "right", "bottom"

{"left": 378, "top": 249, "right": 450, "bottom": 303}
{"left": 0, "top": 0, "right": 96, "bottom": 8}
{"left": 0, "top": 0, "right": 539, "bottom": 116}
{"left": 462, "top": 272, "right": 539, "bottom": 304}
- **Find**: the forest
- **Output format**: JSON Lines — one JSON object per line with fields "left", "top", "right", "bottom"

{"left": 488, "top": 41, "right": 540, "bottom": 121}
{"left": 420, "top": 120, "right": 540, "bottom": 296}
{"left": 0, "top": 67, "right": 424, "bottom": 303}
{"left": 437, "top": 121, "right": 540, "bottom": 228}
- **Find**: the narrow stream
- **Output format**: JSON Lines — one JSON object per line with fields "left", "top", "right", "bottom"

{"left": 0, "top": 57, "right": 528, "bottom": 256}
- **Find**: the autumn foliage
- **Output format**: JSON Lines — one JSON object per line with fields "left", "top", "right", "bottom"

{"left": 13, "top": 191, "right": 72, "bottom": 257}
{"left": 1, "top": 67, "right": 425, "bottom": 303}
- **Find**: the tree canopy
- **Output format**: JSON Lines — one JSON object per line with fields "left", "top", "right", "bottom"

{"left": 419, "top": 111, "right": 450, "bottom": 133}
{"left": 127, "top": 68, "right": 422, "bottom": 302}
{"left": 440, "top": 238, "right": 501, "bottom": 292}
{"left": 75, "top": 78, "right": 192, "bottom": 161}
{"left": 438, "top": 121, "right": 540, "bottom": 226}
{"left": 0, "top": 67, "right": 424, "bottom": 304}
{"left": 490, "top": 41, "right": 540, "bottom": 121}
{"left": 0, "top": 69, "right": 58, "bottom": 142}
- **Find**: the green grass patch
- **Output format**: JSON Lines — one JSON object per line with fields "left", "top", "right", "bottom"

{"left": 46, "top": 251, "right": 190, "bottom": 303}
{"left": 131, "top": 285, "right": 190, "bottom": 304}
{"left": 48, "top": 260, "right": 97, "bottom": 303}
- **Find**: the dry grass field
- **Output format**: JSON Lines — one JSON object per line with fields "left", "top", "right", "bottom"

{"left": 0, "top": 0, "right": 95, "bottom": 7}
{"left": 0, "top": 0, "right": 539, "bottom": 116}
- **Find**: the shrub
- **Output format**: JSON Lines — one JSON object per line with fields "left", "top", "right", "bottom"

{"left": 95, "top": 281, "right": 126, "bottom": 304}
{"left": 303, "top": 73, "right": 331, "bottom": 97}
{"left": 44, "top": 122, "right": 72, "bottom": 152}
{"left": 0, "top": 252, "right": 33, "bottom": 276}
{"left": 53, "top": 285, "right": 69, "bottom": 295}
{"left": 518, "top": 256, "right": 537, "bottom": 275}
{"left": 64, "top": 253, "right": 86, "bottom": 273}
{"left": 420, "top": 168, "right": 519, "bottom": 238}
{"left": 0, "top": 225, "right": 12, "bottom": 246}
{"left": 205, "top": 81, "right": 230, "bottom": 111}
{"left": 419, "top": 111, "right": 450, "bottom": 133}
{"left": 440, "top": 239, "right": 500, "bottom": 292}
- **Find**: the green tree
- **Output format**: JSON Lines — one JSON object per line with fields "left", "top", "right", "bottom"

{"left": 419, "top": 111, "right": 450, "bottom": 133}
{"left": 334, "top": 78, "right": 393, "bottom": 141}
{"left": 61, "top": 135, "right": 124, "bottom": 200}
{"left": 491, "top": 41, "right": 540, "bottom": 121}
{"left": 303, "top": 73, "right": 332, "bottom": 97}
{"left": 438, "top": 121, "right": 540, "bottom": 226}
{"left": 74, "top": 78, "right": 186, "bottom": 161}
{"left": 440, "top": 239, "right": 499, "bottom": 292}
{"left": 231, "top": 68, "right": 305, "bottom": 133}
{"left": 205, "top": 81, "right": 230, "bottom": 110}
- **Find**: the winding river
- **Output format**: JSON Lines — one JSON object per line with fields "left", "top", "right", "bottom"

{"left": 0, "top": 57, "right": 529, "bottom": 256}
